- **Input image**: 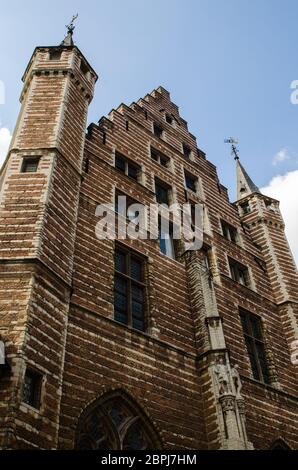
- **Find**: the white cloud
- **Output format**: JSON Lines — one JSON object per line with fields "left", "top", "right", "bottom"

{"left": 261, "top": 170, "right": 298, "bottom": 266}
{"left": 0, "top": 127, "right": 12, "bottom": 167}
{"left": 272, "top": 148, "right": 290, "bottom": 166}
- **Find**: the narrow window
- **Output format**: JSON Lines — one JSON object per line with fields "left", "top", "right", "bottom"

{"left": 21, "top": 157, "right": 40, "bottom": 173}
{"left": 221, "top": 220, "right": 238, "bottom": 243}
{"left": 22, "top": 368, "right": 42, "bottom": 409}
{"left": 114, "top": 248, "right": 146, "bottom": 331}
{"left": 80, "top": 60, "right": 89, "bottom": 76}
{"left": 229, "top": 258, "right": 250, "bottom": 287}
{"left": 49, "top": 50, "right": 62, "bottom": 61}
{"left": 182, "top": 143, "right": 191, "bottom": 159}
{"left": 165, "top": 114, "right": 173, "bottom": 125}
{"left": 239, "top": 309, "right": 270, "bottom": 384}
{"left": 153, "top": 123, "right": 163, "bottom": 139}
{"left": 185, "top": 171, "right": 197, "bottom": 192}
{"left": 240, "top": 201, "right": 251, "bottom": 215}
{"left": 155, "top": 178, "right": 171, "bottom": 206}
{"left": 202, "top": 246, "right": 211, "bottom": 270}
{"left": 159, "top": 220, "right": 176, "bottom": 259}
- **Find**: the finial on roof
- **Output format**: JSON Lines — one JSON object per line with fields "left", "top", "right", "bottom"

{"left": 61, "top": 14, "right": 78, "bottom": 47}
{"left": 224, "top": 137, "right": 240, "bottom": 160}
{"left": 224, "top": 138, "right": 261, "bottom": 200}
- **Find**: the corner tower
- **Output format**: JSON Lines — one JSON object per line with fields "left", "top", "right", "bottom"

{"left": 0, "top": 24, "right": 97, "bottom": 449}
{"left": 234, "top": 157, "right": 298, "bottom": 359}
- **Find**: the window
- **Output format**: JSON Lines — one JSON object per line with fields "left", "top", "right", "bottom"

{"left": 115, "top": 191, "right": 143, "bottom": 223}
{"left": 182, "top": 143, "right": 191, "bottom": 159}
{"left": 221, "top": 220, "right": 238, "bottom": 243}
{"left": 155, "top": 179, "right": 171, "bottom": 206}
{"left": 80, "top": 60, "right": 89, "bottom": 76}
{"left": 202, "top": 246, "right": 211, "bottom": 271}
{"left": 21, "top": 157, "right": 39, "bottom": 173}
{"left": 49, "top": 50, "right": 61, "bottom": 61}
{"left": 76, "top": 391, "right": 162, "bottom": 450}
{"left": 240, "top": 201, "right": 251, "bottom": 215}
{"left": 229, "top": 258, "right": 250, "bottom": 287}
{"left": 159, "top": 220, "right": 176, "bottom": 259}
{"left": 153, "top": 123, "right": 163, "bottom": 139}
{"left": 22, "top": 368, "right": 42, "bottom": 409}
{"left": 150, "top": 148, "right": 169, "bottom": 168}
{"left": 270, "top": 440, "right": 291, "bottom": 450}
{"left": 185, "top": 172, "right": 197, "bottom": 192}
{"left": 114, "top": 247, "right": 146, "bottom": 331}
{"left": 165, "top": 114, "right": 173, "bottom": 125}
{"left": 239, "top": 309, "right": 270, "bottom": 384}
{"left": 115, "top": 152, "right": 140, "bottom": 182}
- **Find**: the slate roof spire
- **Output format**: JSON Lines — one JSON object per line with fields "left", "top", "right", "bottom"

{"left": 236, "top": 159, "right": 261, "bottom": 200}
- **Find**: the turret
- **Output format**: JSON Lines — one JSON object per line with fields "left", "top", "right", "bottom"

{"left": 0, "top": 22, "right": 98, "bottom": 449}
{"left": 233, "top": 150, "right": 298, "bottom": 358}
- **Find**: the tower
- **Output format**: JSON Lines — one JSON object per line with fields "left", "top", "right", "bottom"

{"left": 234, "top": 158, "right": 298, "bottom": 367}
{"left": 0, "top": 23, "right": 97, "bottom": 448}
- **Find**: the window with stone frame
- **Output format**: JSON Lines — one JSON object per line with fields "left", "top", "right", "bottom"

{"left": 153, "top": 123, "right": 163, "bottom": 139}
{"left": 22, "top": 368, "right": 43, "bottom": 409}
{"left": 182, "top": 143, "right": 192, "bottom": 159}
{"left": 165, "top": 113, "right": 173, "bottom": 125}
{"left": 115, "top": 152, "right": 141, "bottom": 182}
{"left": 114, "top": 190, "right": 144, "bottom": 223}
{"left": 184, "top": 171, "right": 198, "bottom": 193}
{"left": 150, "top": 147, "right": 170, "bottom": 168}
{"left": 158, "top": 218, "right": 177, "bottom": 260}
{"left": 49, "top": 50, "right": 62, "bottom": 61}
{"left": 239, "top": 309, "right": 270, "bottom": 384}
{"left": 239, "top": 201, "right": 251, "bottom": 215}
{"left": 221, "top": 220, "right": 238, "bottom": 244}
{"left": 76, "top": 391, "right": 162, "bottom": 450}
{"left": 21, "top": 157, "right": 40, "bottom": 173}
{"left": 228, "top": 258, "right": 250, "bottom": 287}
{"left": 155, "top": 178, "right": 172, "bottom": 206}
{"left": 114, "top": 246, "right": 147, "bottom": 332}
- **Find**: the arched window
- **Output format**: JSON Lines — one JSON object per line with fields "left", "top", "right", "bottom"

{"left": 76, "top": 391, "right": 162, "bottom": 450}
{"left": 270, "top": 439, "right": 291, "bottom": 450}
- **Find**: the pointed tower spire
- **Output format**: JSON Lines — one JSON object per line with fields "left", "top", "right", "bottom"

{"left": 236, "top": 159, "right": 260, "bottom": 200}
{"left": 225, "top": 137, "right": 261, "bottom": 200}
{"left": 61, "top": 14, "right": 78, "bottom": 46}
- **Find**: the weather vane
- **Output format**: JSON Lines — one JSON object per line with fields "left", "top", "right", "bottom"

{"left": 66, "top": 14, "right": 79, "bottom": 34}
{"left": 224, "top": 137, "right": 240, "bottom": 161}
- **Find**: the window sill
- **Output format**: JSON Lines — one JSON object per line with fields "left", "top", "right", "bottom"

{"left": 221, "top": 274, "right": 257, "bottom": 294}
{"left": 20, "top": 402, "right": 42, "bottom": 417}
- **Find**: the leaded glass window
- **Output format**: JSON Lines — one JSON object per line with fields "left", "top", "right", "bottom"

{"left": 76, "top": 393, "right": 161, "bottom": 450}
{"left": 114, "top": 246, "right": 146, "bottom": 331}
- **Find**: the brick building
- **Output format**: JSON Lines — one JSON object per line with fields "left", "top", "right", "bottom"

{"left": 0, "top": 28, "right": 297, "bottom": 450}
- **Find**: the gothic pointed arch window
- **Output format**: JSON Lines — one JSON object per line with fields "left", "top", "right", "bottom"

{"left": 270, "top": 439, "right": 291, "bottom": 450}
{"left": 76, "top": 391, "right": 162, "bottom": 450}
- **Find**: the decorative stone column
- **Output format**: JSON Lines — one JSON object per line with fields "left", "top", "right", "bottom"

{"left": 184, "top": 249, "right": 254, "bottom": 450}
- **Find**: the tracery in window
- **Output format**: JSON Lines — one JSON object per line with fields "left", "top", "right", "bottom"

{"left": 76, "top": 392, "right": 161, "bottom": 450}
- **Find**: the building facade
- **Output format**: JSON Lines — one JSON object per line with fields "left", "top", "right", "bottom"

{"left": 0, "top": 31, "right": 297, "bottom": 450}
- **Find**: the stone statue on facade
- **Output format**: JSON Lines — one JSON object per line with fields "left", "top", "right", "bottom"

{"left": 231, "top": 364, "right": 242, "bottom": 398}
{"left": 214, "top": 357, "right": 231, "bottom": 395}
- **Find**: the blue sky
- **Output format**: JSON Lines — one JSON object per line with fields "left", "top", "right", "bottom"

{"left": 0, "top": 0, "right": 297, "bottom": 261}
